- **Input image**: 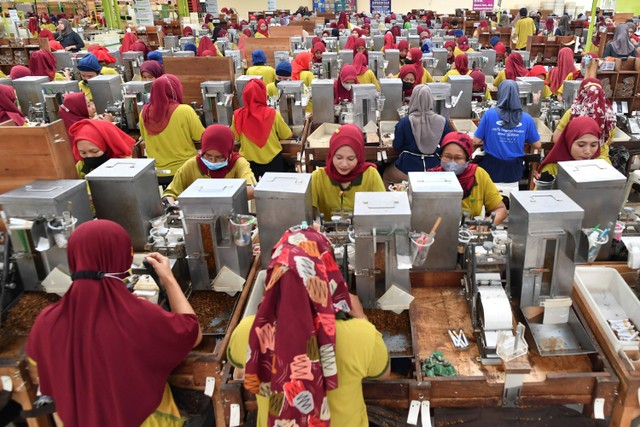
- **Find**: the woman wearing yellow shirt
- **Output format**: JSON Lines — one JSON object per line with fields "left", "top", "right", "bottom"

{"left": 440, "top": 53, "right": 471, "bottom": 82}
{"left": 76, "top": 53, "right": 121, "bottom": 102}
{"left": 246, "top": 50, "right": 276, "bottom": 85}
{"left": 140, "top": 74, "right": 205, "bottom": 186}
{"left": 311, "top": 124, "right": 385, "bottom": 219}
{"left": 0, "top": 85, "right": 27, "bottom": 126}
{"left": 406, "top": 48, "right": 434, "bottom": 84}
{"left": 231, "top": 79, "right": 292, "bottom": 179}
{"left": 162, "top": 124, "right": 256, "bottom": 208}
{"left": 527, "top": 65, "right": 553, "bottom": 98}
{"left": 493, "top": 52, "right": 529, "bottom": 88}
{"left": 291, "top": 52, "right": 315, "bottom": 113}
{"left": 453, "top": 36, "right": 475, "bottom": 58}
{"left": 266, "top": 61, "right": 292, "bottom": 98}
{"left": 353, "top": 52, "right": 380, "bottom": 91}
{"left": 547, "top": 47, "right": 577, "bottom": 98}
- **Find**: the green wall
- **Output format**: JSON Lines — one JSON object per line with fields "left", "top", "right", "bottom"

{"left": 616, "top": 0, "right": 640, "bottom": 14}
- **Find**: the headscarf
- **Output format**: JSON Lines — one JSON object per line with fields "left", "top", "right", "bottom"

{"left": 183, "top": 43, "right": 197, "bottom": 54}
{"left": 196, "top": 124, "right": 241, "bottom": 178}
{"left": 444, "top": 40, "right": 456, "bottom": 63}
{"left": 538, "top": 117, "right": 602, "bottom": 171}
{"left": 409, "top": 47, "right": 424, "bottom": 83}
{"left": 147, "top": 50, "right": 163, "bottom": 64}
{"left": 570, "top": 78, "right": 617, "bottom": 146}
{"left": 505, "top": 52, "right": 528, "bottom": 81}
{"left": 545, "top": 17, "right": 554, "bottom": 32}
{"left": 390, "top": 25, "right": 401, "bottom": 39}
{"left": 140, "top": 60, "right": 164, "bottom": 78}
{"left": 246, "top": 227, "right": 352, "bottom": 427}
{"left": 610, "top": 23, "right": 636, "bottom": 57}
{"left": 69, "top": 119, "right": 135, "bottom": 162}
{"left": 557, "top": 15, "right": 570, "bottom": 36}
{"left": 130, "top": 40, "right": 149, "bottom": 59}
{"left": 494, "top": 41, "right": 507, "bottom": 58}
{"left": 470, "top": 68, "right": 486, "bottom": 93}
{"left": 527, "top": 64, "right": 547, "bottom": 78}
{"left": 58, "top": 92, "right": 89, "bottom": 148}
{"left": 428, "top": 132, "right": 478, "bottom": 198}
{"left": 352, "top": 37, "right": 368, "bottom": 59}
{"left": 457, "top": 35, "right": 470, "bottom": 52}
{"left": 324, "top": 124, "right": 376, "bottom": 183}
{"left": 490, "top": 35, "right": 500, "bottom": 47}
{"left": 87, "top": 45, "right": 117, "bottom": 64}
{"left": 276, "top": 61, "right": 292, "bottom": 77}
{"left": 548, "top": 47, "right": 576, "bottom": 93}
{"left": 383, "top": 32, "right": 396, "bottom": 50}
{"left": 337, "top": 12, "right": 348, "bottom": 29}
{"left": 454, "top": 53, "right": 469, "bottom": 76}
{"left": 26, "top": 220, "right": 199, "bottom": 427}
{"left": 334, "top": 65, "right": 359, "bottom": 104}
{"left": 218, "top": 29, "right": 228, "bottom": 39}
{"left": 0, "top": 85, "right": 26, "bottom": 126}
{"left": 183, "top": 26, "right": 193, "bottom": 37}
{"left": 196, "top": 36, "right": 216, "bottom": 56}
{"left": 56, "top": 18, "right": 71, "bottom": 39}
{"left": 141, "top": 74, "right": 183, "bottom": 135}
{"left": 29, "top": 50, "right": 57, "bottom": 81}
{"left": 76, "top": 53, "right": 102, "bottom": 73}
{"left": 256, "top": 19, "right": 269, "bottom": 37}
{"left": 312, "top": 42, "right": 326, "bottom": 63}
{"left": 252, "top": 49, "right": 267, "bottom": 65}
{"left": 28, "top": 17, "right": 41, "bottom": 35}
{"left": 408, "top": 85, "right": 446, "bottom": 155}
{"left": 479, "top": 20, "right": 489, "bottom": 30}
{"left": 398, "top": 65, "right": 417, "bottom": 99}
{"left": 398, "top": 39, "right": 409, "bottom": 55}
{"left": 353, "top": 52, "right": 368, "bottom": 75}
{"left": 291, "top": 52, "right": 312, "bottom": 80}
{"left": 233, "top": 79, "right": 275, "bottom": 148}
{"left": 495, "top": 80, "right": 522, "bottom": 130}
{"left": 9, "top": 65, "right": 32, "bottom": 80}
{"left": 120, "top": 32, "right": 138, "bottom": 53}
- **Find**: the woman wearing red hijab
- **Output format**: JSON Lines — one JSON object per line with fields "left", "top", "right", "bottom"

{"left": 398, "top": 64, "right": 418, "bottom": 100}
{"left": 397, "top": 39, "right": 409, "bottom": 65}
{"left": 256, "top": 19, "right": 269, "bottom": 38}
{"left": 28, "top": 50, "right": 63, "bottom": 81}
{"left": 312, "top": 41, "right": 326, "bottom": 63}
{"left": 352, "top": 37, "right": 368, "bottom": 60}
{"left": 140, "top": 74, "right": 205, "bottom": 186}
{"left": 470, "top": 68, "right": 490, "bottom": 101}
{"left": 69, "top": 119, "right": 135, "bottom": 176}
{"left": 311, "top": 124, "right": 384, "bottom": 218}
{"left": 163, "top": 124, "right": 256, "bottom": 207}
{"left": 140, "top": 60, "right": 164, "bottom": 80}
{"left": 27, "top": 17, "right": 40, "bottom": 36}
{"left": 544, "top": 17, "right": 555, "bottom": 35}
{"left": 473, "top": 20, "right": 490, "bottom": 38}
{"left": 182, "top": 26, "right": 193, "bottom": 37}
{"left": 404, "top": 47, "right": 434, "bottom": 84}
{"left": 494, "top": 51, "right": 529, "bottom": 87}
{"left": 130, "top": 40, "right": 149, "bottom": 59}
{"left": 27, "top": 220, "right": 203, "bottom": 427}
{"left": 237, "top": 28, "right": 252, "bottom": 59}
{"left": 353, "top": 52, "right": 379, "bottom": 90}
{"left": 9, "top": 65, "right": 31, "bottom": 80}
{"left": 382, "top": 31, "right": 396, "bottom": 52}
{"left": 38, "top": 29, "right": 64, "bottom": 50}
{"left": 196, "top": 36, "right": 219, "bottom": 56}
{"left": 0, "top": 85, "right": 26, "bottom": 126}
{"left": 87, "top": 44, "right": 117, "bottom": 64}
{"left": 444, "top": 39, "right": 456, "bottom": 64}
{"left": 454, "top": 35, "right": 474, "bottom": 57}
{"left": 231, "top": 79, "right": 292, "bottom": 178}
{"left": 58, "top": 92, "right": 96, "bottom": 147}
{"left": 337, "top": 12, "right": 349, "bottom": 29}
{"left": 344, "top": 33, "right": 358, "bottom": 50}
{"left": 547, "top": 47, "right": 578, "bottom": 97}
{"left": 441, "top": 53, "right": 471, "bottom": 82}
{"left": 119, "top": 32, "right": 139, "bottom": 53}
{"left": 334, "top": 65, "right": 359, "bottom": 104}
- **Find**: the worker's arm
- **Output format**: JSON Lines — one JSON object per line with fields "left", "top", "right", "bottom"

{"left": 489, "top": 201, "right": 508, "bottom": 225}
{"left": 529, "top": 139, "right": 542, "bottom": 149}
{"left": 473, "top": 136, "right": 484, "bottom": 146}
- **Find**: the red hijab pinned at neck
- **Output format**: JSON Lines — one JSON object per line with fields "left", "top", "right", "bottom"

{"left": 344, "top": 34, "right": 358, "bottom": 50}
{"left": 457, "top": 36, "right": 470, "bottom": 51}
{"left": 324, "top": 124, "right": 376, "bottom": 183}
{"left": 233, "top": 79, "right": 275, "bottom": 148}
{"left": 429, "top": 132, "right": 478, "bottom": 198}
{"left": 141, "top": 74, "right": 183, "bottom": 135}
{"left": 312, "top": 42, "right": 326, "bottom": 62}
{"left": 548, "top": 47, "right": 575, "bottom": 93}
{"left": 256, "top": 19, "right": 269, "bottom": 37}
{"left": 59, "top": 92, "right": 89, "bottom": 148}
{"left": 0, "top": 85, "right": 26, "bottom": 126}
{"left": 9, "top": 65, "right": 31, "bottom": 80}
{"left": 505, "top": 52, "right": 528, "bottom": 80}
{"left": 292, "top": 52, "right": 312, "bottom": 80}
{"left": 352, "top": 37, "right": 368, "bottom": 59}
{"left": 409, "top": 47, "right": 424, "bottom": 83}
{"left": 455, "top": 53, "right": 469, "bottom": 76}
{"left": 538, "top": 116, "right": 602, "bottom": 171}
{"left": 334, "top": 65, "right": 359, "bottom": 104}
{"left": 337, "top": 12, "right": 349, "bottom": 29}
{"left": 399, "top": 65, "right": 417, "bottom": 98}
{"left": 120, "top": 32, "right": 139, "bottom": 52}
{"left": 197, "top": 124, "right": 241, "bottom": 178}
{"left": 69, "top": 119, "right": 135, "bottom": 162}
{"left": 353, "top": 52, "right": 369, "bottom": 75}
{"left": 182, "top": 26, "right": 193, "bottom": 37}
{"left": 383, "top": 32, "right": 396, "bottom": 50}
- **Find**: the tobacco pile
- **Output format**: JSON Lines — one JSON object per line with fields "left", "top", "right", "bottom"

{"left": 364, "top": 308, "right": 411, "bottom": 337}
{"left": 1, "top": 293, "right": 60, "bottom": 336}
{"left": 190, "top": 291, "right": 238, "bottom": 334}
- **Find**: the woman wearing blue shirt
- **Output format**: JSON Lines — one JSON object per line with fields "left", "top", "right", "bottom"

{"left": 383, "top": 84, "right": 451, "bottom": 187}
{"left": 473, "top": 80, "right": 541, "bottom": 187}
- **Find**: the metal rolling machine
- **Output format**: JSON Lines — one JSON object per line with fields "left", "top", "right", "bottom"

{"left": 201, "top": 80, "right": 234, "bottom": 127}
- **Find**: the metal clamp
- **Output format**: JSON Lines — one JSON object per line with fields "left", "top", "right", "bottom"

{"left": 502, "top": 371, "right": 524, "bottom": 408}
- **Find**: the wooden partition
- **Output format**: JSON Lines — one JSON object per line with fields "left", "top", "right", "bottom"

{"left": 288, "top": 19, "right": 319, "bottom": 35}
{"left": 269, "top": 26, "right": 304, "bottom": 38}
{"left": 164, "top": 57, "right": 235, "bottom": 107}
{"left": 243, "top": 37, "right": 291, "bottom": 67}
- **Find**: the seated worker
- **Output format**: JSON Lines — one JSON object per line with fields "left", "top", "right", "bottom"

{"left": 140, "top": 60, "right": 164, "bottom": 81}
{"left": 59, "top": 92, "right": 113, "bottom": 147}
{"left": 231, "top": 79, "right": 292, "bottom": 179}
{"left": 183, "top": 43, "right": 197, "bottom": 54}
{"left": 603, "top": 23, "right": 638, "bottom": 58}
{"left": 353, "top": 52, "right": 380, "bottom": 90}
{"left": 383, "top": 85, "right": 451, "bottom": 187}
{"left": 473, "top": 80, "right": 541, "bottom": 188}
{"left": 76, "top": 53, "right": 120, "bottom": 102}
{"left": 453, "top": 36, "right": 474, "bottom": 58}
{"left": 440, "top": 53, "right": 471, "bottom": 82}
{"left": 312, "top": 41, "right": 325, "bottom": 63}
{"left": 470, "top": 68, "right": 491, "bottom": 102}
{"left": 547, "top": 47, "right": 577, "bottom": 98}
{"left": 29, "top": 50, "right": 65, "bottom": 81}
{"left": 54, "top": 18, "right": 84, "bottom": 52}
{"left": 353, "top": 37, "right": 369, "bottom": 60}
{"left": 27, "top": 220, "right": 203, "bottom": 427}
{"left": 246, "top": 50, "right": 276, "bottom": 85}
{"left": 311, "top": 124, "right": 385, "bottom": 219}
{"left": 69, "top": 119, "right": 135, "bottom": 177}
{"left": 405, "top": 48, "right": 434, "bottom": 84}
{"left": 147, "top": 50, "right": 163, "bottom": 64}
{"left": 162, "top": 124, "right": 256, "bottom": 207}
{"left": 0, "top": 86, "right": 26, "bottom": 126}
{"left": 140, "top": 74, "right": 205, "bottom": 186}
{"left": 291, "top": 52, "right": 315, "bottom": 112}
{"left": 228, "top": 227, "right": 389, "bottom": 427}
{"left": 398, "top": 39, "right": 409, "bottom": 65}
{"left": 255, "top": 19, "right": 269, "bottom": 38}
{"left": 334, "top": 65, "right": 359, "bottom": 104}
{"left": 527, "top": 65, "right": 553, "bottom": 98}
{"left": 266, "top": 61, "right": 292, "bottom": 98}
{"left": 429, "top": 132, "right": 507, "bottom": 224}
{"left": 490, "top": 36, "right": 507, "bottom": 62}
{"left": 537, "top": 116, "right": 602, "bottom": 181}
{"left": 38, "top": 29, "right": 64, "bottom": 51}
{"left": 444, "top": 40, "right": 456, "bottom": 65}
{"left": 399, "top": 64, "right": 418, "bottom": 102}
{"left": 493, "top": 52, "right": 528, "bottom": 87}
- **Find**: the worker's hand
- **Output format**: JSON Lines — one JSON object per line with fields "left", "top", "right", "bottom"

{"left": 101, "top": 113, "right": 114, "bottom": 122}
{"left": 349, "top": 294, "right": 367, "bottom": 320}
{"left": 144, "top": 252, "right": 173, "bottom": 283}
{"left": 63, "top": 69, "right": 72, "bottom": 80}
{"left": 64, "top": 45, "right": 74, "bottom": 51}
{"left": 164, "top": 204, "right": 180, "bottom": 215}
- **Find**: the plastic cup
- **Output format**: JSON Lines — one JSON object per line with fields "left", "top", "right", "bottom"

{"left": 47, "top": 217, "right": 77, "bottom": 249}
{"left": 533, "top": 177, "right": 555, "bottom": 190}
{"left": 229, "top": 214, "right": 256, "bottom": 247}
{"left": 410, "top": 232, "right": 434, "bottom": 267}
{"left": 614, "top": 221, "right": 625, "bottom": 241}
{"left": 583, "top": 228, "right": 610, "bottom": 263}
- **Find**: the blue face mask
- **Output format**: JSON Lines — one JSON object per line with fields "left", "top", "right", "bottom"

{"left": 201, "top": 157, "right": 228, "bottom": 170}
{"left": 441, "top": 161, "right": 469, "bottom": 176}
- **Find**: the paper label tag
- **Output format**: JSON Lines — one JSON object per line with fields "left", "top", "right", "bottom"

{"left": 593, "top": 397, "right": 605, "bottom": 420}
{"left": 421, "top": 400, "right": 431, "bottom": 427}
{"left": 229, "top": 403, "right": 241, "bottom": 426}
{"left": 204, "top": 376, "right": 215, "bottom": 397}
{"left": 407, "top": 400, "right": 420, "bottom": 425}
{"left": 1, "top": 376, "right": 12, "bottom": 392}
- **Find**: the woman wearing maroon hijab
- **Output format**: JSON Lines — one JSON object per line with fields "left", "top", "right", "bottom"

{"left": 28, "top": 50, "right": 59, "bottom": 81}
{"left": 0, "top": 86, "right": 26, "bottom": 126}
{"left": 334, "top": 65, "right": 359, "bottom": 104}
{"left": 58, "top": 92, "right": 94, "bottom": 147}
{"left": 9, "top": 65, "right": 31, "bottom": 80}
{"left": 27, "top": 220, "right": 202, "bottom": 427}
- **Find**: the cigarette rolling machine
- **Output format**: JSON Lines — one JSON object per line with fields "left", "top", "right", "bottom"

{"left": 352, "top": 84, "right": 378, "bottom": 130}
{"left": 254, "top": 173, "right": 313, "bottom": 268}
{"left": 448, "top": 75, "right": 473, "bottom": 118}
{"left": 122, "top": 51, "right": 144, "bottom": 82}
{"left": 385, "top": 49, "right": 400, "bottom": 75}
{"left": 431, "top": 48, "right": 448, "bottom": 76}
{"left": 273, "top": 51, "right": 291, "bottom": 68}
{"left": 174, "top": 51, "right": 195, "bottom": 57}
{"left": 88, "top": 75, "right": 123, "bottom": 115}
{"left": 321, "top": 52, "right": 339, "bottom": 79}
{"left": 41, "top": 80, "right": 80, "bottom": 123}
{"left": 277, "top": 80, "right": 306, "bottom": 127}
{"left": 52, "top": 51, "right": 73, "bottom": 71}
{"left": 515, "top": 80, "right": 534, "bottom": 116}
{"left": 426, "top": 82, "right": 452, "bottom": 120}
{"left": 0, "top": 180, "right": 92, "bottom": 291}
{"left": 179, "top": 36, "right": 196, "bottom": 50}
{"left": 164, "top": 35, "right": 179, "bottom": 49}
{"left": 122, "top": 80, "right": 152, "bottom": 130}
{"left": 368, "top": 51, "right": 386, "bottom": 80}
{"left": 562, "top": 80, "right": 582, "bottom": 111}
{"left": 12, "top": 76, "right": 48, "bottom": 116}
{"left": 373, "top": 34, "right": 384, "bottom": 51}
{"left": 466, "top": 50, "right": 495, "bottom": 76}
{"left": 235, "top": 75, "right": 263, "bottom": 107}
{"left": 201, "top": 80, "right": 234, "bottom": 126}
{"left": 516, "top": 77, "right": 544, "bottom": 118}
{"left": 178, "top": 179, "right": 252, "bottom": 289}
{"left": 338, "top": 50, "right": 353, "bottom": 68}
{"left": 86, "top": 159, "right": 163, "bottom": 251}
{"left": 379, "top": 78, "right": 402, "bottom": 120}
{"left": 0, "top": 78, "right": 12, "bottom": 87}
{"left": 225, "top": 50, "right": 244, "bottom": 76}
{"left": 311, "top": 79, "right": 335, "bottom": 125}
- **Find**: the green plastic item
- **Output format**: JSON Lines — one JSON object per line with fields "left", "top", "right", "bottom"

{"left": 421, "top": 351, "right": 457, "bottom": 377}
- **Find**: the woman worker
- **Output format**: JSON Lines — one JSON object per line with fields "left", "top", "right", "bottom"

{"left": 453, "top": 36, "right": 474, "bottom": 58}
{"left": 334, "top": 65, "right": 359, "bottom": 104}
{"left": 440, "top": 53, "right": 471, "bottom": 82}
{"left": 353, "top": 52, "right": 380, "bottom": 90}
{"left": 255, "top": 19, "right": 270, "bottom": 38}
{"left": 398, "top": 39, "right": 409, "bottom": 65}
{"left": 27, "top": 220, "right": 203, "bottom": 426}
{"left": 547, "top": 47, "right": 578, "bottom": 98}
{"left": 398, "top": 64, "right": 418, "bottom": 102}
{"left": 38, "top": 29, "right": 64, "bottom": 51}
{"left": 470, "top": 69, "right": 491, "bottom": 102}
{"left": 489, "top": 36, "right": 507, "bottom": 62}
{"left": 311, "top": 124, "right": 385, "bottom": 219}
{"left": 231, "top": 79, "right": 292, "bottom": 179}
{"left": 473, "top": 80, "right": 541, "bottom": 189}
{"left": 383, "top": 85, "right": 451, "bottom": 187}
{"left": 140, "top": 74, "right": 205, "bottom": 186}
{"left": 54, "top": 18, "right": 84, "bottom": 51}
{"left": 312, "top": 41, "right": 325, "bottom": 63}
{"left": 444, "top": 40, "right": 456, "bottom": 65}
{"left": 59, "top": 92, "right": 113, "bottom": 148}
{"left": 405, "top": 48, "right": 434, "bottom": 84}
{"left": 76, "top": 53, "right": 120, "bottom": 102}
{"left": 140, "top": 60, "right": 164, "bottom": 81}
{"left": 603, "top": 23, "right": 638, "bottom": 58}
{"left": 527, "top": 65, "right": 553, "bottom": 98}
{"left": 493, "top": 52, "right": 529, "bottom": 87}
{"left": 246, "top": 50, "right": 276, "bottom": 85}
{"left": 68, "top": 119, "right": 135, "bottom": 177}
{"left": 228, "top": 226, "right": 388, "bottom": 426}
{"left": 29, "top": 50, "right": 65, "bottom": 81}
{"left": 429, "top": 132, "right": 507, "bottom": 224}
{"left": 266, "top": 61, "right": 292, "bottom": 98}
{"left": 162, "top": 124, "right": 256, "bottom": 208}
{"left": 0, "top": 86, "right": 26, "bottom": 126}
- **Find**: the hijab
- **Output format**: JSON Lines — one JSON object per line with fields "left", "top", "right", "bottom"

{"left": 0, "top": 85, "right": 26, "bottom": 126}
{"left": 256, "top": 19, "right": 269, "bottom": 37}
{"left": 196, "top": 36, "right": 216, "bottom": 56}
{"left": 56, "top": 18, "right": 71, "bottom": 39}
{"left": 130, "top": 40, "right": 149, "bottom": 59}
{"left": 444, "top": 40, "right": 456, "bottom": 63}
{"left": 548, "top": 47, "right": 576, "bottom": 93}
{"left": 409, "top": 47, "right": 424, "bottom": 82}
{"left": 570, "top": 78, "right": 617, "bottom": 146}
{"left": 545, "top": 17, "right": 555, "bottom": 32}
{"left": 390, "top": 25, "right": 401, "bottom": 39}
{"left": 141, "top": 74, "right": 183, "bottom": 135}
{"left": 557, "top": 15, "right": 570, "bottom": 36}
{"left": 292, "top": 52, "right": 312, "bottom": 80}
{"left": 352, "top": 37, "right": 368, "bottom": 59}
{"left": 408, "top": 85, "right": 446, "bottom": 155}
{"left": 398, "top": 65, "right": 417, "bottom": 99}
{"left": 610, "top": 23, "right": 636, "bottom": 57}
{"left": 312, "top": 42, "right": 326, "bottom": 62}
{"left": 29, "top": 50, "right": 57, "bottom": 81}
{"left": 454, "top": 53, "right": 469, "bottom": 76}
{"left": 527, "top": 64, "right": 547, "bottom": 78}
{"left": 353, "top": 52, "right": 368, "bottom": 75}
{"left": 28, "top": 17, "right": 41, "bottom": 35}
{"left": 87, "top": 44, "right": 117, "bottom": 63}
{"left": 120, "top": 32, "right": 138, "bottom": 53}
{"left": 183, "top": 26, "right": 193, "bottom": 37}
{"left": 505, "top": 52, "right": 528, "bottom": 81}
{"left": 334, "top": 65, "right": 359, "bottom": 104}
{"left": 246, "top": 227, "right": 352, "bottom": 427}
{"left": 538, "top": 116, "right": 602, "bottom": 171}
{"left": 69, "top": 119, "right": 135, "bottom": 163}
{"left": 196, "top": 124, "right": 241, "bottom": 178}
{"left": 26, "top": 220, "right": 199, "bottom": 427}
{"left": 429, "top": 132, "right": 478, "bottom": 198}
{"left": 470, "top": 68, "right": 486, "bottom": 93}
{"left": 398, "top": 39, "right": 409, "bottom": 55}
{"left": 140, "top": 60, "right": 164, "bottom": 78}
{"left": 233, "top": 79, "right": 275, "bottom": 148}
{"left": 337, "top": 12, "right": 348, "bottom": 29}
{"left": 457, "top": 35, "right": 470, "bottom": 51}
{"left": 324, "top": 124, "right": 376, "bottom": 183}
{"left": 58, "top": 92, "right": 89, "bottom": 148}
{"left": 383, "top": 32, "right": 396, "bottom": 50}
{"left": 9, "top": 65, "right": 32, "bottom": 80}
{"left": 495, "top": 80, "right": 522, "bottom": 130}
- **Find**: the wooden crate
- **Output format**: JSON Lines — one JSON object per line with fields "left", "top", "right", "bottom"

{"left": 163, "top": 56, "right": 235, "bottom": 107}
{"left": 269, "top": 26, "right": 303, "bottom": 38}
{"left": 243, "top": 37, "right": 291, "bottom": 67}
